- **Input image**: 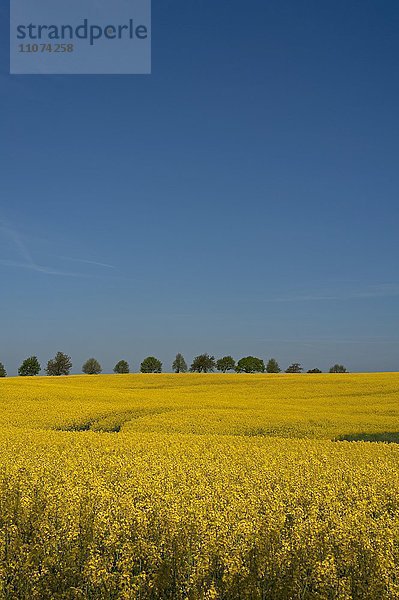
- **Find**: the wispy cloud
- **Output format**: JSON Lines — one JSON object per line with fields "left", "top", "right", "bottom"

{"left": 0, "top": 221, "right": 114, "bottom": 278}
{"left": 253, "top": 283, "right": 399, "bottom": 303}
{"left": 58, "top": 256, "right": 115, "bottom": 269}
{"left": 0, "top": 222, "right": 35, "bottom": 266}
{"left": 0, "top": 258, "right": 86, "bottom": 277}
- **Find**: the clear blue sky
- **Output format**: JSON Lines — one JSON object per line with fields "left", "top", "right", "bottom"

{"left": 1, "top": 0, "right": 398, "bottom": 374}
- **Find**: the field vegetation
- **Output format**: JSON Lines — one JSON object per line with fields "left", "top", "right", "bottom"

{"left": 0, "top": 373, "right": 398, "bottom": 599}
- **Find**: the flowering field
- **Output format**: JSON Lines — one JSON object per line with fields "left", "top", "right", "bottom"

{"left": 0, "top": 373, "right": 399, "bottom": 599}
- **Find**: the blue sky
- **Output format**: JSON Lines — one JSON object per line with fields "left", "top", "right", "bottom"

{"left": 1, "top": 0, "right": 399, "bottom": 374}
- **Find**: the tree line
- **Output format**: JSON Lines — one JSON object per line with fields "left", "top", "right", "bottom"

{"left": 0, "top": 352, "right": 348, "bottom": 377}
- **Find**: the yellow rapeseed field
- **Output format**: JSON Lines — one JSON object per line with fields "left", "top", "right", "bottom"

{"left": 0, "top": 373, "right": 399, "bottom": 599}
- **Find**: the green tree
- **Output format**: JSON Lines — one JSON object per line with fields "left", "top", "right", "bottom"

{"left": 82, "top": 358, "right": 102, "bottom": 375}
{"left": 307, "top": 368, "right": 322, "bottom": 373}
{"left": 140, "top": 356, "right": 162, "bottom": 373}
{"left": 18, "top": 356, "right": 41, "bottom": 376}
{"left": 285, "top": 363, "right": 303, "bottom": 373}
{"left": 190, "top": 354, "right": 216, "bottom": 373}
{"left": 266, "top": 358, "right": 281, "bottom": 373}
{"left": 46, "top": 351, "right": 72, "bottom": 376}
{"left": 172, "top": 353, "right": 187, "bottom": 373}
{"left": 236, "top": 356, "right": 265, "bottom": 373}
{"left": 114, "top": 360, "right": 130, "bottom": 374}
{"left": 216, "top": 356, "right": 236, "bottom": 373}
{"left": 329, "top": 364, "right": 348, "bottom": 373}
{"left": 0, "top": 363, "right": 6, "bottom": 377}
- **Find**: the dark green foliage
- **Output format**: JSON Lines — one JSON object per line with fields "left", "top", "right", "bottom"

{"left": 329, "top": 364, "right": 348, "bottom": 373}
{"left": 82, "top": 358, "right": 102, "bottom": 375}
{"left": 18, "top": 356, "right": 41, "bottom": 376}
{"left": 140, "top": 356, "right": 162, "bottom": 373}
{"left": 216, "top": 356, "right": 236, "bottom": 373}
{"left": 236, "top": 356, "right": 265, "bottom": 373}
{"left": 285, "top": 363, "right": 303, "bottom": 374}
{"left": 266, "top": 358, "right": 281, "bottom": 373}
{"left": 190, "top": 354, "right": 216, "bottom": 373}
{"left": 172, "top": 353, "right": 187, "bottom": 373}
{"left": 46, "top": 351, "right": 72, "bottom": 376}
{"left": 308, "top": 368, "right": 322, "bottom": 373}
{"left": 114, "top": 360, "right": 130, "bottom": 374}
{"left": 0, "top": 362, "right": 6, "bottom": 377}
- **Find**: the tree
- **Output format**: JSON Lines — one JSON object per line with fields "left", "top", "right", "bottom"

{"left": 0, "top": 363, "right": 6, "bottom": 377}
{"left": 285, "top": 363, "right": 303, "bottom": 373}
{"left": 266, "top": 358, "right": 281, "bottom": 373}
{"left": 172, "top": 353, "right": 187, "bottom": 373}
{"left": 236, "top": 356, "right": 265, "bottom": 373}
{"left": 46, "top": 351, "right": 72, "bottom": 376}
{"left": 82, "top": 358, "right": 102, "bottom": 375}
{"left": 140, "top": 356, "right": 162, "bottom": 373}
{"left": 190, "top": 354, "right": 216, "bottom": 373}
{"left": 216, "top": 356, "right": 236, "bottom": 373}
{"left": 114, "top": 360, "right": 130, "bottom": 374}
{"left": 307, "top": 368, "right": 322, "bottom": 373}
{"left": 329, "top": 364, "right": 348, "bottom": 373}
{"left": 18, "top": 356, "right": 41, "bottom": 376}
